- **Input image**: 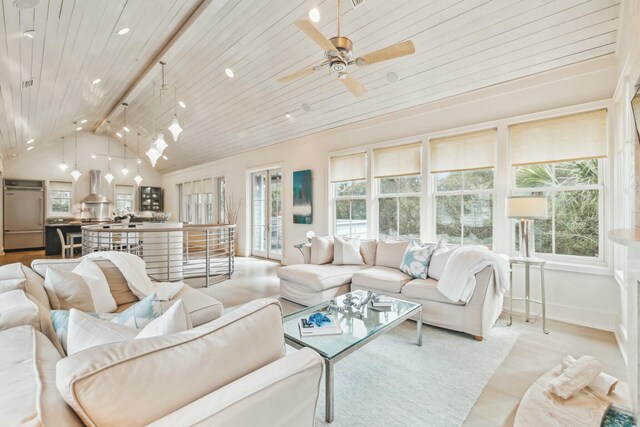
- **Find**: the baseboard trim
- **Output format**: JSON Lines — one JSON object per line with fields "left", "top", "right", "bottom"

{"left": 614, "top": 320, "right": 628, "bottom": 365}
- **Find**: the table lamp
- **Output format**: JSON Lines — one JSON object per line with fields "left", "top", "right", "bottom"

{"left": 506, "top": 195, "right": 548, "bottom": 259}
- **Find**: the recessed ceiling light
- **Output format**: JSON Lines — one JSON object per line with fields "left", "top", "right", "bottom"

{"left": 137, "top": 159, "right": 142, "bottom": 164}
{"left": 108, "top": 157, "right": 112, "bottom": 161}
{"left": 225, "top": 68, "right": 234, "bottom": 78}
{"left": 27, "top": 146, "right": 34, "bottom": 151}
{"left": 80, "top": 119, "right": 88, "bottom": 124}
{"left": 123, "top": 126, "right": 130, "bottom": 133}
{"left": 26, "top": 139, "right": 34, "bottom": 144}
{"left": 92, "top": 78, "right": 101, "bottom": 85}
{"left": 116, "top": 132, "right": 122, "bottom": 138}
{"left": 91, "top": 154, "right": 96, "bottom": 159}
{"left": 386, "top": 71, "right": 399, "bottom": 83}
{"left": 13, "top": 0, "right": 40, "bottom": 9}
{"left": 178, "top": 101, "right": 186, "bottom": 109}
{"left": 162, "top": 155, "right": 168, "bottom": 160}
{"left": 117, "top": 27, "right": 130, "bottom": 35}
{"left": 23, "top": 30, "right": 35, "bottom": 39}
{"left": 309, "top": 8, "right": 320, "bottom": 23}
{"left": 285, "top": 113, "right": 292, "bottom": 119}
{"left": 76, "top": 126, "right": 83, "bottom": 131}
{"left": 301, "top": 103, "right": 311, "bottom": 112}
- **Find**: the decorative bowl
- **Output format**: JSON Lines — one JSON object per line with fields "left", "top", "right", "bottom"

{"left": 152, "top": 212, "right": 171, "bottom": 222}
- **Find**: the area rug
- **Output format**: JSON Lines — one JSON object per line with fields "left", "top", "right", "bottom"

{"left": 312, "top": 322, "right": 519, "bottom": 426}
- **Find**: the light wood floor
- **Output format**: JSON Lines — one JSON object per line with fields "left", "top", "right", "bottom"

{"left": 4, "top": 253, "right": 628, "bottom": 425}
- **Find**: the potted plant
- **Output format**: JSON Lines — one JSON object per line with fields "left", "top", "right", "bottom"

{"left": 112, "top": 209, "right": 135, "bottom": 225}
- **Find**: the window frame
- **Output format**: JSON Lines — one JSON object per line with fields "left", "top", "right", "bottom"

{"left": 332, "top": 180, "right": 368, "bottom": 238}
{"left": 114, "top": 184, "right": 135, "bottom": 213}
{"left": 376, "top": 175, "right": 422, "bottom": 241}
{"left": 510, "top": 159, "right": 604, "bottom": 262}
{"left": 431, "top": 169, "right": 495, "bottom": 247}
{"left": 48, "top": 181, "right": 73, "bottom": 217}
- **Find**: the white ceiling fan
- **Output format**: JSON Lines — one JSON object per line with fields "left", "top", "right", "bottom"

{"left": 277, "top": 0, "right": 416, "bottom": 97}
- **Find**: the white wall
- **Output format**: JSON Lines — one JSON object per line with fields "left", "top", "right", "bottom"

{"left": 162, "top": 55, "right": 620, "bottom": 332}
{"left": 4, "top": 132, "right": 162, "bottom": 217}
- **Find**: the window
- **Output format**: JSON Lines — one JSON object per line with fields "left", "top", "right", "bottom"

{"left": 330, "top": 153, "right": 368, "bottom": 238}
{"left": 49, "top": 181, "right": 73, "bottom": 215}
{"left": 374, "top": 143, "right": 422, "bottom": 240}
{"left": 509, "top": 109, "right": 607, "bottom": 259}
{"left": 115, "top": 185, "right": 134, "bottom": 213}
{"left": 217, "top": 177, "right": 226, "bottom": 223}
{"left": 434, "top": 170, "right": 494, "bottom": 245}
{"left": 431, "top": 129, "right": 496, "bottom": 245}
{"left": 513, "top": 160, "right": 601, "bottom": 257}
{"left": 202, "top": 178, "right": 214, "bottom": 223}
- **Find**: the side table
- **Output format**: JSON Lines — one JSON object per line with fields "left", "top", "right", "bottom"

{"left": 508, "top": 257, "right": 548, "bottom": 334}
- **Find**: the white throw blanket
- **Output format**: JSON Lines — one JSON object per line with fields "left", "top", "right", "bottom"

{"left": 86, "top": 252, "right": 184, "bottom": 301}
{"left": 436, "top": 246, "right": 510, "bottom": 303}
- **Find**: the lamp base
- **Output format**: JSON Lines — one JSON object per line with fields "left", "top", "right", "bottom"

{"left": 518, "top": 219, "right": 536, "bottom": 259}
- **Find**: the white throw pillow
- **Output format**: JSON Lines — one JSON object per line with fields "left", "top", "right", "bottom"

{"left": 67, "top": 300, "right": 191, "bottom": 355}
{"left": 44, "top": 266, "right": 95, "bottom": 312}
{"left": 332, "top": 235, "right": 364, "bottom": 265}
{"left": 428, "top": 241, "right": 456, "bottom": 280}
{"left": 72, "top": 258, "right": 117, "bottom": 313}
{"left": 375, "top": 240, "right": 410, "bottom": 269}
{"left": 310, "top": 236, "right": 333, "bottom": 264}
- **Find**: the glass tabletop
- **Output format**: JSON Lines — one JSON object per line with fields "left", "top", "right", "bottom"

{"left": 283, "top": 290, "right": 421, "bottom": 360}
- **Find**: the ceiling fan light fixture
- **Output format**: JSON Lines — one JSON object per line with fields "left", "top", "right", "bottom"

{"left": 308, "top": 8, "right": 320, "bottom": 23}
{"left": 168, "top": 115, "right": 183, "bottom": 142}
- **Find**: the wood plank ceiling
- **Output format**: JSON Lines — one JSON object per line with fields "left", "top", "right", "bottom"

{"left": 1, "top": 0, "right": 621, "bottom": 173}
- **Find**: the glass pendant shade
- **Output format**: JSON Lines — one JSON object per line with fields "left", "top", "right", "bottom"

{"left": 168, "top": 115, "right": 183, "bottom": 142}
{"left": 70, "top": 168, "right": 82, "bottom": 182}
{"left": 104, "top": 172, "right": 114, "bottom": 184}
{"left": 146, "top": 146, "right": 161, "bottom": 167}
{"left": 121, "top": 166, "right": 129, "bottom": 176}
{"left": 58, "top": 162, "right": 68, "bottom": 171}
{"left": 155, "top": 133, "right": 168, "bottom": 155}
{"left": 134, "top": 174, "right": 143, "bottom": 186}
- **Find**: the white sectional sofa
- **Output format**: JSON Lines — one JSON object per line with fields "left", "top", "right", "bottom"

{"left": 0, "top": 258, "right": 323, "bottom": 426}
{"left": 278, "top": 239, "right": 503, "bottom": 340}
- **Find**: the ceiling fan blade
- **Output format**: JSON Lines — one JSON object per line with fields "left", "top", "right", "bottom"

{"left": 340, "top": 72, "right": 366, "bottom": 97}
{"left": 295, "top": 20, "right": 336, "bottom": 52}
{"left": 355, "top": 40, "right": 416, "bottom": 66}
{"left": 277, "top": 66, "right": 316, "bottom": 83}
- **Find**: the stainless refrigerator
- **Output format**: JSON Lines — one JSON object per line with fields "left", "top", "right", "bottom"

{"left": 4, "top": 179, "right": 45, "bottom": 250}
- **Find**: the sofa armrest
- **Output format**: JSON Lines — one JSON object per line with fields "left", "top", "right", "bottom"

{"left": 467, "top": 266, "right": 496, "bottom": 306}
{"left": 464, "top": 266, "right": 504, "bottom": 338}
{"left": 295, "top": 243, "right": 312, "bottom": 264}
{"left": 149, "top": 348, "right": 323, "bottom": 427}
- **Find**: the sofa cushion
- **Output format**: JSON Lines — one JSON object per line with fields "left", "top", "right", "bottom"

{"left": 375, "top": 240, "right": 409, "bottom": 269}
{"left": 72, "top": 258, "right": 118, "bottom": 313}
{"left": 0, "top": 289, "right": 65, "bottom": 355}
{"left": 43, "top": 266, "right": 96, "bottom": 312}
{"left": 56, "top": 299, "right": 286, "bottom": 427}
{"left": 332, "top": 235, "right": 364, "bottom": 265}
{"left": 351, "top": 266, "right": 412, "bottom": 293}
{"left": 159, "top": 286, "right": 223, "bottom": 327}
{"left": 0, "top": 326, "right": 82, "bottom": 426}
{"left": 0, "top": 263, "right": 50, "bottom": 309}
{"left": 310, "top": 236, "right": 333, "bottom": 264}
{"left": 0, "top": 277, "right": 25, "bottom": 293}
{"left": 401, "top": 278, "right": 465, "bottom": 306}
{"left": 277, "top": 264, "right": 354, "bottom": 292}
{"left": 360, "top": 239, "right": 377, "bottom": 265}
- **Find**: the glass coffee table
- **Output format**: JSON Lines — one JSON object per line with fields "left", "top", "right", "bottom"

{"left": 283, "top": 290, "right": 422, "bottom": 423}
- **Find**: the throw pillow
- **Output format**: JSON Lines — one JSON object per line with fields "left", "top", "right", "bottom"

{"left": 332, "top": 235, "right": 364, "bottom": 265}
{"left": 66, "top": 300, "right": 191, "bottom": 355}
{"left": 375, "top": 240, "right": 410, "bottom": 269}
{"left": 51, "top": 293, "right": 162, "bottom": 353}
{"left": 72, "top": 258, "right": 118, "bottom": 313}
{"left": 400, "top": 241, "right": 435, "bottom": 279}
{"left": 428, "top": 240, "right": 456, "bottom": 281}
{"left": 310, "top": 236, "right": 334, "bottom": 264}
{"left": 44, "top": 266, "right": 95, "bottom": 312}
{"left": 0, "top": 278, "right": 26, "bottom": 294}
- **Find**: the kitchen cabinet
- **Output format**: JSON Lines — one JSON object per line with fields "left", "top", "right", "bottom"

{"left": 139, "top": 186, "right": 163, "bottom": 211}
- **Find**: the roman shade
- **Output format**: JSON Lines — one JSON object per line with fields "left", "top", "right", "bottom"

{"left": 192, "top": 180, "right": 203, "bottom": 195}
{"left": 330, "top": 152, "right": 367, "bottom": 183}
{"left": 430, "top": 129, "right": 496, "bottom": 173}
{"left": 49, "top": 180, "right": 73, "bottom": 192}
{"left": 182, "top": 182, "right": 192, "bottom": 196}
{"left": 509, "top": 109, "right": 607, "bottom": 166}
{"left": 115, "top": 184, "right": 134, "bottom": 197}
{"left": 373, "top": 142, "right": 421, "bottom": 178}
{"left": 202, "top": 178, "right": 214, "bottom": 194}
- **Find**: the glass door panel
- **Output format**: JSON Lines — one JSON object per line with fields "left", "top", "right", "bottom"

{"left": 269, "top": 170, "right": 282, "bottom": 260}
{"left": 252, "top": 172, "right": 267, "bottom": 257}
{"left": 251, "top": 169, "right": 283, "bottom": 260}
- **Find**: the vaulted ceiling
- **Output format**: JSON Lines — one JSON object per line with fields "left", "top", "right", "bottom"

{"left": 0, "top": 0, "right": 621, "bottom": 173}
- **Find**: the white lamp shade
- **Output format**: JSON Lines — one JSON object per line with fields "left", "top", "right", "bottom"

{"left": 506, "top": 196, "right": 548, "bottom": 219}
{"left": 168, "top": 116, "right": 183, "bottom": 142}
{"left": 70, "top": 169, "right": 82, "bottom": 182}
{"left": 134, "top": 174, "right": 143, "bottom": 186}
{"left": 104, "top": 172, "right": 114, "bottom": 184}
{"left": 155, "top": 133, "right": 168, "bottom": 155}
{"left": 146, "top": 146, "right": 161, "bottom": 167}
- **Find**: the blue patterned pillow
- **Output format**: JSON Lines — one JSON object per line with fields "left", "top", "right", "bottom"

{"left": 51, "top": 293, "right": 161, "bottom": 353}
{"left": 400, "top": 242, "right": 435, "bottom": 279}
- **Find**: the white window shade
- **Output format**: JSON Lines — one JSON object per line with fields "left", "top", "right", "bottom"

{"left": 430, "top": 129, "right": 496, "bottom": 173}
{"left": 183, "top": 181, "right": 192, "bottom": 196}
{"left": 202, "top": 178, "right": 213, "bottom": 194}
{"left": 49, "top": 180, "right": 72, "bottom": 192}
{"left": 373, "top": 142, "right": 421, "bottom": 178}
{"left": 192, "top": 180, "right": 203, "bottom": 195}
{"left": 330, "top": 152, "right": 367, "bottom": 182}
{"left": 115, "top": 184, "right": 134, "bottom": 196}
{"left": 510, "top": 109, "right": 607, "bottom": 166}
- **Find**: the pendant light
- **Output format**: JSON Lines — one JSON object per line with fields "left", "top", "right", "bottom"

{"left": 167, "top": 85, "right": 183, "bottom": 142}
{"left": 58, "top": 137, "right": 68, "bottom": 171}
{"left": 70, "top": 123, "right": 82, "bottom": 182}
{"left": 146, "top": 144, "right": 161, "bottom": 167}
{"left": 121, "top": 103, "right": 129, "bottom": 176}
{"left": 134, "top": 132, "right": 143, "bottom": 186}
{"left": 104, "top": 122, "right": 114, "bottom": 184}
{"left": 155, "top": 132, "right": 168, "bottom": 155}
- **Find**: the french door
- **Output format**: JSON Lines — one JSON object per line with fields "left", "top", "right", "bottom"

{"left": 252, "top": 169, "right": 282, "bottom": 260}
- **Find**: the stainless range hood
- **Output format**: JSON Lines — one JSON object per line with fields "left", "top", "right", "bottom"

{"left": 80, "top": 170, "right": 112, "bottom": 204}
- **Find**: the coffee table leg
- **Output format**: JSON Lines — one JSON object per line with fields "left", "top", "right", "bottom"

{"left": 325, "top": 358, "right": 334, "bottom": 423}
{"left": 416, "top": 309, "right": 422, "bottom": 346}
